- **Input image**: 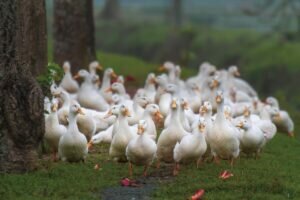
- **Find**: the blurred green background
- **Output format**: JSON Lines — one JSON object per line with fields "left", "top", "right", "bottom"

{"left": 46, "top": 0, "right": 300, "bottom": 111}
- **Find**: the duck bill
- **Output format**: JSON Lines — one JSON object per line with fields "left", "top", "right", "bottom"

{"left": 111, "top": 72, "right": 117, "bottom": 79}
{"left": 77, "top": 108, "right": 85, "bottom": 115}
{"left": 103, "top": 110, "right": 112, "bottom": 119}
{"left": 158, "top": 65, "right": 165, "bottom": 72}
{"left": 150, "top": 78, "right": 157, "bottom": 84}
{"left": 243, "top": 109, "right": 250, "bottom": 117}
{"left": 199, "top": 106, "right": 207, "bottom": 115}
{"left": 73, "top": 74, "right": 80, "bottom": 80}
{"left": 124, "top": 109, "right": 131, "bottom": 117}
{"left": 216, "top": 95, "right": 222, "bottom": 104}
{"left": 105, "top": 87, "right": 113, "bottom": 93}
{"left": 87, "top": 141, "right": 93, "bottom": 149}
{"left": 97, "top": 64, "right": 103, "bottom": 71}
{"left": 234, "top": 71, "right": 240, "bottom": 77}
{"left": 199, "top": 124, "right": 205, "bottom": 133}
{"left": 236, "top": 122, "right": 243, "bottom": 128}
{"left": 51, "top": 104, "right": 58, "bottom": 112}
{"left": 182, "top": 102, "right": 189, "bottom": 110}
{"left": 137, "top": 126, "right": 144, "bottom": 135}
{"left": 154, "top": 111, "right": 164, "bottom": 120}
{"left": 171, "top": 102, "right": 177, "bottom": 109}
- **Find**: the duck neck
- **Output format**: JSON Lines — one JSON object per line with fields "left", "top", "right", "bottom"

{"left": 216, "top": 101, "right": 225, "bottom": 122}
{"left": 61, "top": 92, "right": 70, "bottom": 107}
{"left": 117, "top": 114, "right": 129, "bottom": 127}
{"left": 68, "top": 113, "right": 79, "bottom": 133}
{"left": 170, "top": 107, "right": 180, "bottom": 124}
{"left": 101, "top": 73, "right": 111, "bottom": 89}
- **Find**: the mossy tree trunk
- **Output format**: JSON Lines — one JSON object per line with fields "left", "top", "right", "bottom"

{"left": 53, "top": 0, "right": 96, "bottom": 73}
{"left": 0, "top": 0, "right": 46, "bottom": 173}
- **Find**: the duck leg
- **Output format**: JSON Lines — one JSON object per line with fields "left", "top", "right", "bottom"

{"left": 173, "top": 162, "right": 180, "bottom": 176}
{"left": 196, "top": 158, "right": 203, "bottom": 168}
{"left": 230, "top": 157, "right": 235, "bottom": 167}
{"left": 288, "top": 132, "right": 294, "bottom": 137}
{"left": 143, "top": 165, "right": 149, "bottom": 177}
{"left": 213, "top": 156, "right": 220, "bottom": 165}
{"left": 129, "top": 162, "right": 133, "bottom": 177}
{"left": 52, "top": 150, "right": 57, "bottom": 162}
{"left": 156, "top": 160, "right": 161, "bottom": 169}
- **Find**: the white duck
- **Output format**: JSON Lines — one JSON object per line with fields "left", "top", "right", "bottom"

{"left": 126, "top": 120, "right": 157, "bottom": 177}
{"left": 266, "top": 97, "right": 294, "bottom": 137}
{"left": 59, "top": 61, "right": 79, "bottom": 93}
{"left": 76, "top": 70, "right": 109, "bottom": 111}
{"left": 209, "top": 91, "right": 240, "bottom": 165}
{"left": 89, "top": 61, "right": 103, "bottom": 75}
{"left": 58, "top": 103, "right": 88, "bottom": 162}
{"left": 143, "top": 73, "right": 157, "bottom": 103}
{"left": 236, "top": 118, "right": 265, "bottom": 158}
{"left": 142, "top": 104, "right": 164, "bottom": 140}
{"left": 173, "top": 118, "right": 207, "bottom": 175}
{"left": 100, "top": 68, "right": 117, "bottom": 103}
{"left": 109, "top": 105, "right": 136, "bottom": 162}
{"left": 45, "top": 99, "right": 67, "bottom": 161}
{"left": 89, "top": 124, "right": 114, "bottom": 147}
{"left": 156, "top": 99, "right": 189, "bottom": 165}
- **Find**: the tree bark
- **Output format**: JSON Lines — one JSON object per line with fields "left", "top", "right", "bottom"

{"left": 0, "top": 0, "right": 46, "bottom": 173}
{"left": 53, "top": 0, "right": 96, "bottom": 74}
{"left": 101, "top": 0, "right": 121, "bottom": 21}
{"left": 171, "top": 0, "right": 182, "bottom": 28}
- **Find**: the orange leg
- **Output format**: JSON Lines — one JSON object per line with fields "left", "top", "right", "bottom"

{"left": 128, "top": 162, "right": 133, "bottom": 177}
{"left": 230, "top": 157, "right": 235, "bottom": 167}
{"left": 196, "top": 158, "right": 203, "bottom": 168}
{"left": 173, "top": 162, "right": 180, "bottom": 176}
{"left": 213, "top": 156, "right": 220, "bottom": 165}
{"left": 156, "top": 160, "right": 161, "bottom": 169}
{"left": 288, "top": 132, "right": 294, "bottom": 137}
{"left": 52, "top": 150, "right": 57, "bottom": 162}
{"left": 143, "top": 165, "right": 149, "bottom": 177}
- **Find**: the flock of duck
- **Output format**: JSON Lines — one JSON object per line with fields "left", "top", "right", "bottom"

{"left": 44, "top": 61, "right": 294, "bottom": 176}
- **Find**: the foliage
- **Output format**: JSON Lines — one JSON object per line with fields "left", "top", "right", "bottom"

{"left": 36, "top": 62, "right": 63, "bottom": 97}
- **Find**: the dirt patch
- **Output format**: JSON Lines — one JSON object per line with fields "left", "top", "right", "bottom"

{"left": 101, "top": 165, "right": 174, "bottom": 200}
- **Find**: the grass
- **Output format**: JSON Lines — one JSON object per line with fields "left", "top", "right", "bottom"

{"left": 2, "top": 53, "right": 299, "bottom": 199}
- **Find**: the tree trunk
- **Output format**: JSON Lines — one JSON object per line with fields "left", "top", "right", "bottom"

{"left": 101, "top": 0, "right": 121, "bottom": 21}
{"left": 53, "top": 0, "right": 96, "bottom": 74}
{"left": 0, "top": 0, "right": 46, "bottom": 173}
{"left": 171, "top": 0, "right": 182, "bottom": 28}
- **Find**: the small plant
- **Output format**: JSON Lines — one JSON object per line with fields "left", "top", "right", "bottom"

{"left": 37, "top": 62, "right": 64, "bottom": 97}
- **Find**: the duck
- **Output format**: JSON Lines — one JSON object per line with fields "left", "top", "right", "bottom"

{"left": 156, "top": 99, "right": 189, "bottom": 165}
{"left": 209, "top": 91, "right": 240, "bottom": 166}
{"left": 236, "top": 117, "right": 265, "bottom": 158}
{"left": 76, "top": 69, "right": 109, "bottom": 111}
{"left": 255, "top": 105, "right": 277, "bottom": 141}
{"left": 59, "top": 61, "right": 79, "bottom": 93}
{"left": 88, "top": 124, "right": 114, "bottom": 147}
{"left": 126, "top": 120, "right": 157, "bottom": 177}
{"left": 173, "top": 118, "right": 207, "bottom": 175}
{"left": 45, "top": 99, "right": 67, "bottom": 161}
{"left": 127, "top": 96, "right": 149, "bottom": 126}
{"left": 109, "top": 82, "right": 131, "bottom": 100}
{"left": 100, "top": 68, "right": 117, "bottom": 103}
{"left": 76, "top": 109, "right": 96, "bottom": 142}
{"left": 58, "top": 102, "right": 88, "bottom": 162}
{"left": 52, "top": 88, "right": 71, "bottom": 125}
{"left": 159, "top": 61, "right": 176, "bottom": 84}
{"left": 159, "top": 84, "right": 176, "bottom": 117}
{"left": 266, "top": 97, "right": 294, "bottom": 137}
{"left": 109, "top": 105, "right": 136, "bottom": 162}
{"left": 143, "top": 73, "right": 157, "bottom": 103}
{"left": 142, "top": 104, "right": 164, "bottom": 140}
{"left": 89, "top": 61, "right": 103, "bottom": 75}
{"left": 225, "top": 66, "right": 257, "bottom": 97}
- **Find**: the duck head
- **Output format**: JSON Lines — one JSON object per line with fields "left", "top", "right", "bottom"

{"left": 228, "top": 66, "right": 240, "bottom": 77}
{"left": 69, "top": 102, "right": 84, "bottom": 115}
{"left": 119, "top": 105, "right": 131, "bottom": 117}
{"left": 236, "top": 119, "right": 251, "bottom": 130}
{"left": 63, "top": 61, "right": 71, "bottom": 73}
{"left": 89, "top": 61, "right": 103, "bottom": 73}
{"left": 215, "top": 91, "right": 224, "bottom": 104}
